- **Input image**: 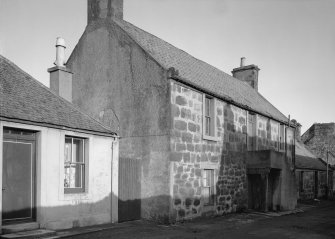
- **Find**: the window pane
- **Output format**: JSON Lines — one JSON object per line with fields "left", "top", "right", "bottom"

{"left": 65, "top": 138, "right": 72, "bottom": 164}
{"left": 205, "top": 97, "right": 211, "bottom": 116}
{"left": 64, "top": 165, "right": 71, "bottom": 188}
{"left": 202, "top": 187, "right": 210, "bottom": 204}
{"left": 205, "top": 117, "right": 210, "bottom": 135}
{"left": 74, "top": 164, "right": 83, "bottom": 188}
{"left": 208, "top": 118, "right": 214, "bottom": 136}
{"left": 73, "top": 139, "right": 84, "bottom": 163}
{"left": 204, "top": 97, "right": 214, "bottom": 136}
{"left": 203, "top": 171, "right": 208, "bottom": 186}
{"left": 210, "top": 170, "right": 214, "bottom": 187}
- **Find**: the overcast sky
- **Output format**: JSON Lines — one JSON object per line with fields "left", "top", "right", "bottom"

{"left": 1, "top": 0, "right": 334, "bottom": 133}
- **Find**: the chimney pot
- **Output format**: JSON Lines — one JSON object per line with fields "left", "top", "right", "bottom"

{"left": 55, "top": 37, "right": 66, "bottom": 67}
{"left": 48, "top": 37, "right": 73, "bottom": 102}
{"left": 240, "top": 57, "right": 246, "bottom": 67}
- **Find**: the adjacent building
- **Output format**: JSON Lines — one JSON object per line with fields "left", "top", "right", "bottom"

{"left": 295, "top": 141, "right": 329, "bottom": 200}
{"left": 66, "top": 0, "right": 297, "bottom": 222}
{"left": 302, "top": 123, "right": 335, "bottom": 197}
{"left": 0, "top": 55, "right": 119, "bottom": 232}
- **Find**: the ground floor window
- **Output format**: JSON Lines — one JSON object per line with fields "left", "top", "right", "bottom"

{"left": 64, "top": 136, "right": 86, "bottom": 193}
{"left": 202, "top": 169, "right": 215, "bottom": 205}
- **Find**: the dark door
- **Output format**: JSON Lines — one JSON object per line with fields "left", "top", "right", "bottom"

{"left": 248, "top": 174, "right": 265, "bottom": 211}
{"left": 118, "top": 158, "right": 141, "bottom": 222}
{"left": 2, "top": 128, "right": 36, "bottom": 223}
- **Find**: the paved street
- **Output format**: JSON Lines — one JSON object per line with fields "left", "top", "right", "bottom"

{"left": 59, "top": 201, "right": 335, "bottom": 239}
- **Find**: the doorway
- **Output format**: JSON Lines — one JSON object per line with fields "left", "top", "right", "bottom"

{"left": 2, "top": 127, "right": 36, "bottom": 223}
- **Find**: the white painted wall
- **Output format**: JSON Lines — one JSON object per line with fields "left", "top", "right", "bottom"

{"left": 0, "top": 121, "right": 118, "bottom": 230}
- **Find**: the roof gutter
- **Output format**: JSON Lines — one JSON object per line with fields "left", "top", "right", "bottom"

{"left": 0, "top": 116, "right": 118, "bottom": 138}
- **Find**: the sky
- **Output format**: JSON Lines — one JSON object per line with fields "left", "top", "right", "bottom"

{"left": 0, "top": 0, "right": 334, "bottom": 133}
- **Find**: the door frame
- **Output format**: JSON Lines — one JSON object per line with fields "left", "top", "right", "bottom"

{"left": 2, "top": 127, "right": 37, "bottom": 224}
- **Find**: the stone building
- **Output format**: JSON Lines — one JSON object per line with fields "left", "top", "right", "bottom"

{"left": 302, "top": 123, "right": 335, "bottom": 166}
{"left": 295, "top": 141, "right": 329, "bottom": 200}
{"left": 302, "top": 123, "right": 335, "bottom": 196}
{"left": 66, "top": 0, "right": 297, "bottom": 222}
{"left": 0, "top": 55, "right": 119, "bottom": 234}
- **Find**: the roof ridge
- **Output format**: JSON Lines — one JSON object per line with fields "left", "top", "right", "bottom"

{"left": 0, "top": 55, "right": 116, "bottom": 135}
{"left": 115, "top": 19, "right": 236, "bottom": 80}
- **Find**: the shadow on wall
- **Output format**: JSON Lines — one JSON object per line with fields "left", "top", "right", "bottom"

{"left": 216, "top": 151, "right": 248, "bottom": 215}
{"left": 216, "top": 104, "right": 248, "bottom": 215}
{"left": 2, "top": 193, "right": 175, "bottom": 230}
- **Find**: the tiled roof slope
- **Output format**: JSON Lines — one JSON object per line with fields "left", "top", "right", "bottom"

{"left": 115, "top": 20, "right": 288, "bottom": 123}
{"left": 295, "top": 155, "right": 327, "bottom": 171}
{"left": 0, "top": 55, "right": 115, "bottom": 135}
{"left": 295, "top": 141, "right": 326, "bottom": 171}
{"left": 296, "top": 141, "right": 317, "bottom": 158}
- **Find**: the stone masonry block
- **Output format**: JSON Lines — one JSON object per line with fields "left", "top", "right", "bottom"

{"left": 187, "top": 144, "right": 195, "bottom": 152}
{"left": 176, "top": 96, "right": 188, "bottom": 106}
{"left": 182, "top": 132, "right": 193, "bottom": 143}
{"left": 181, "top": 108, "right": 192, "bottom": 119}
{"left": 172, "top": 104, "right": 180, "bottom": 117}
{"left": 171, "top": 152, "right": 183, "bottom": 162}
{"left": 175, "top": 120, "right": 187, "bottom": 131}
{"left": 183, "top": 152, "right": 191, "bottom": 162}
{"left": 188, "top": 122, "right": 197, "bottom": 132}
{"left": 176, "top": 143, "right": 186, "bottom": 151}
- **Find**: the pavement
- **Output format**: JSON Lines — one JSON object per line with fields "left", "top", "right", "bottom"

{"left": 46, "top": 200, "right": 335, "bottom": 239}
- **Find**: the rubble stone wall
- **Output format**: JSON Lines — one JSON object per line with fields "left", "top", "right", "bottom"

{"left": 170, "top": 81, "right": 248, "bottom": 220}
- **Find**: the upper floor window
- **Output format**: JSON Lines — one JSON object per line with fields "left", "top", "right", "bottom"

{"left": 203, "top": 95, "right": 216, "bottom": 140}
{"left": 64, "top": 136, "right": 86, "bottom": 193}
{"left": 247, "top": 113, "right": 256, "bottom": 151}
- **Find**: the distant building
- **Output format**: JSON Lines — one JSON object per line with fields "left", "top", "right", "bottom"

{"left": 302, "top": 123, "right": 335, "bottom": 166}
{"left": 66, "top": 0, "right": 297, "bottom": 222}
{"left": 295, "top": 141, "right": 330, "bottom": 200}
{"left": 302, "top": 123, "right": 335, "bottom": 196}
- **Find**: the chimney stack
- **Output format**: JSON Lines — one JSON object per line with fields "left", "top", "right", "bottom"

{"left": 88, "top": 0, "right": 123, "bottom": 25}
{"left": 291, "top": 119, "right": 302, "bottom": 142}
{"left": 48, "top": 37, "right": 73, "bottom": 102}
{"left": 232, "top": 57, "right": 260, "bottom": 91}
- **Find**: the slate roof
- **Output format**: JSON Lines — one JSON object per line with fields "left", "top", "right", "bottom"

{"left": 115, "top": 19, "right": 288, "bottom": 123}
{"left": 295, "top": 141, "right": 327, "bottom": 171}
{"left": 0, "top": 55, "right": 116, "bottom": 136}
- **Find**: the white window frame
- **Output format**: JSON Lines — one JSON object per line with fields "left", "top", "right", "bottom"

{"left": 64, "top": 136, "right": 86, "bottom": 194}
{"left": 202, "top": 94, "right": 218, "bottom": 141}
{"left": 202, "top": 169, "right": 216, "bottom": 206}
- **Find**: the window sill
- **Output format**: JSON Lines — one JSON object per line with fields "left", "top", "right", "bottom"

{"left": 202, "top": 203, "right": 216, "bottom": 213}
{"left": 203, "top": 134, "right": 219, "bottom": 142}
{"left": 65, "top": 188, "right": 85, "bottom": 194}
{"left": 62, "top": 192, "right": 90, "bottom": 201}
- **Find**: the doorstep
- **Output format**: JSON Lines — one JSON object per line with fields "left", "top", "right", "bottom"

{"left": 2, "top": 222, "right": 39, "bottom": 234}
{"left": 0, "top": 229, "right": 56, "bottom": 239}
